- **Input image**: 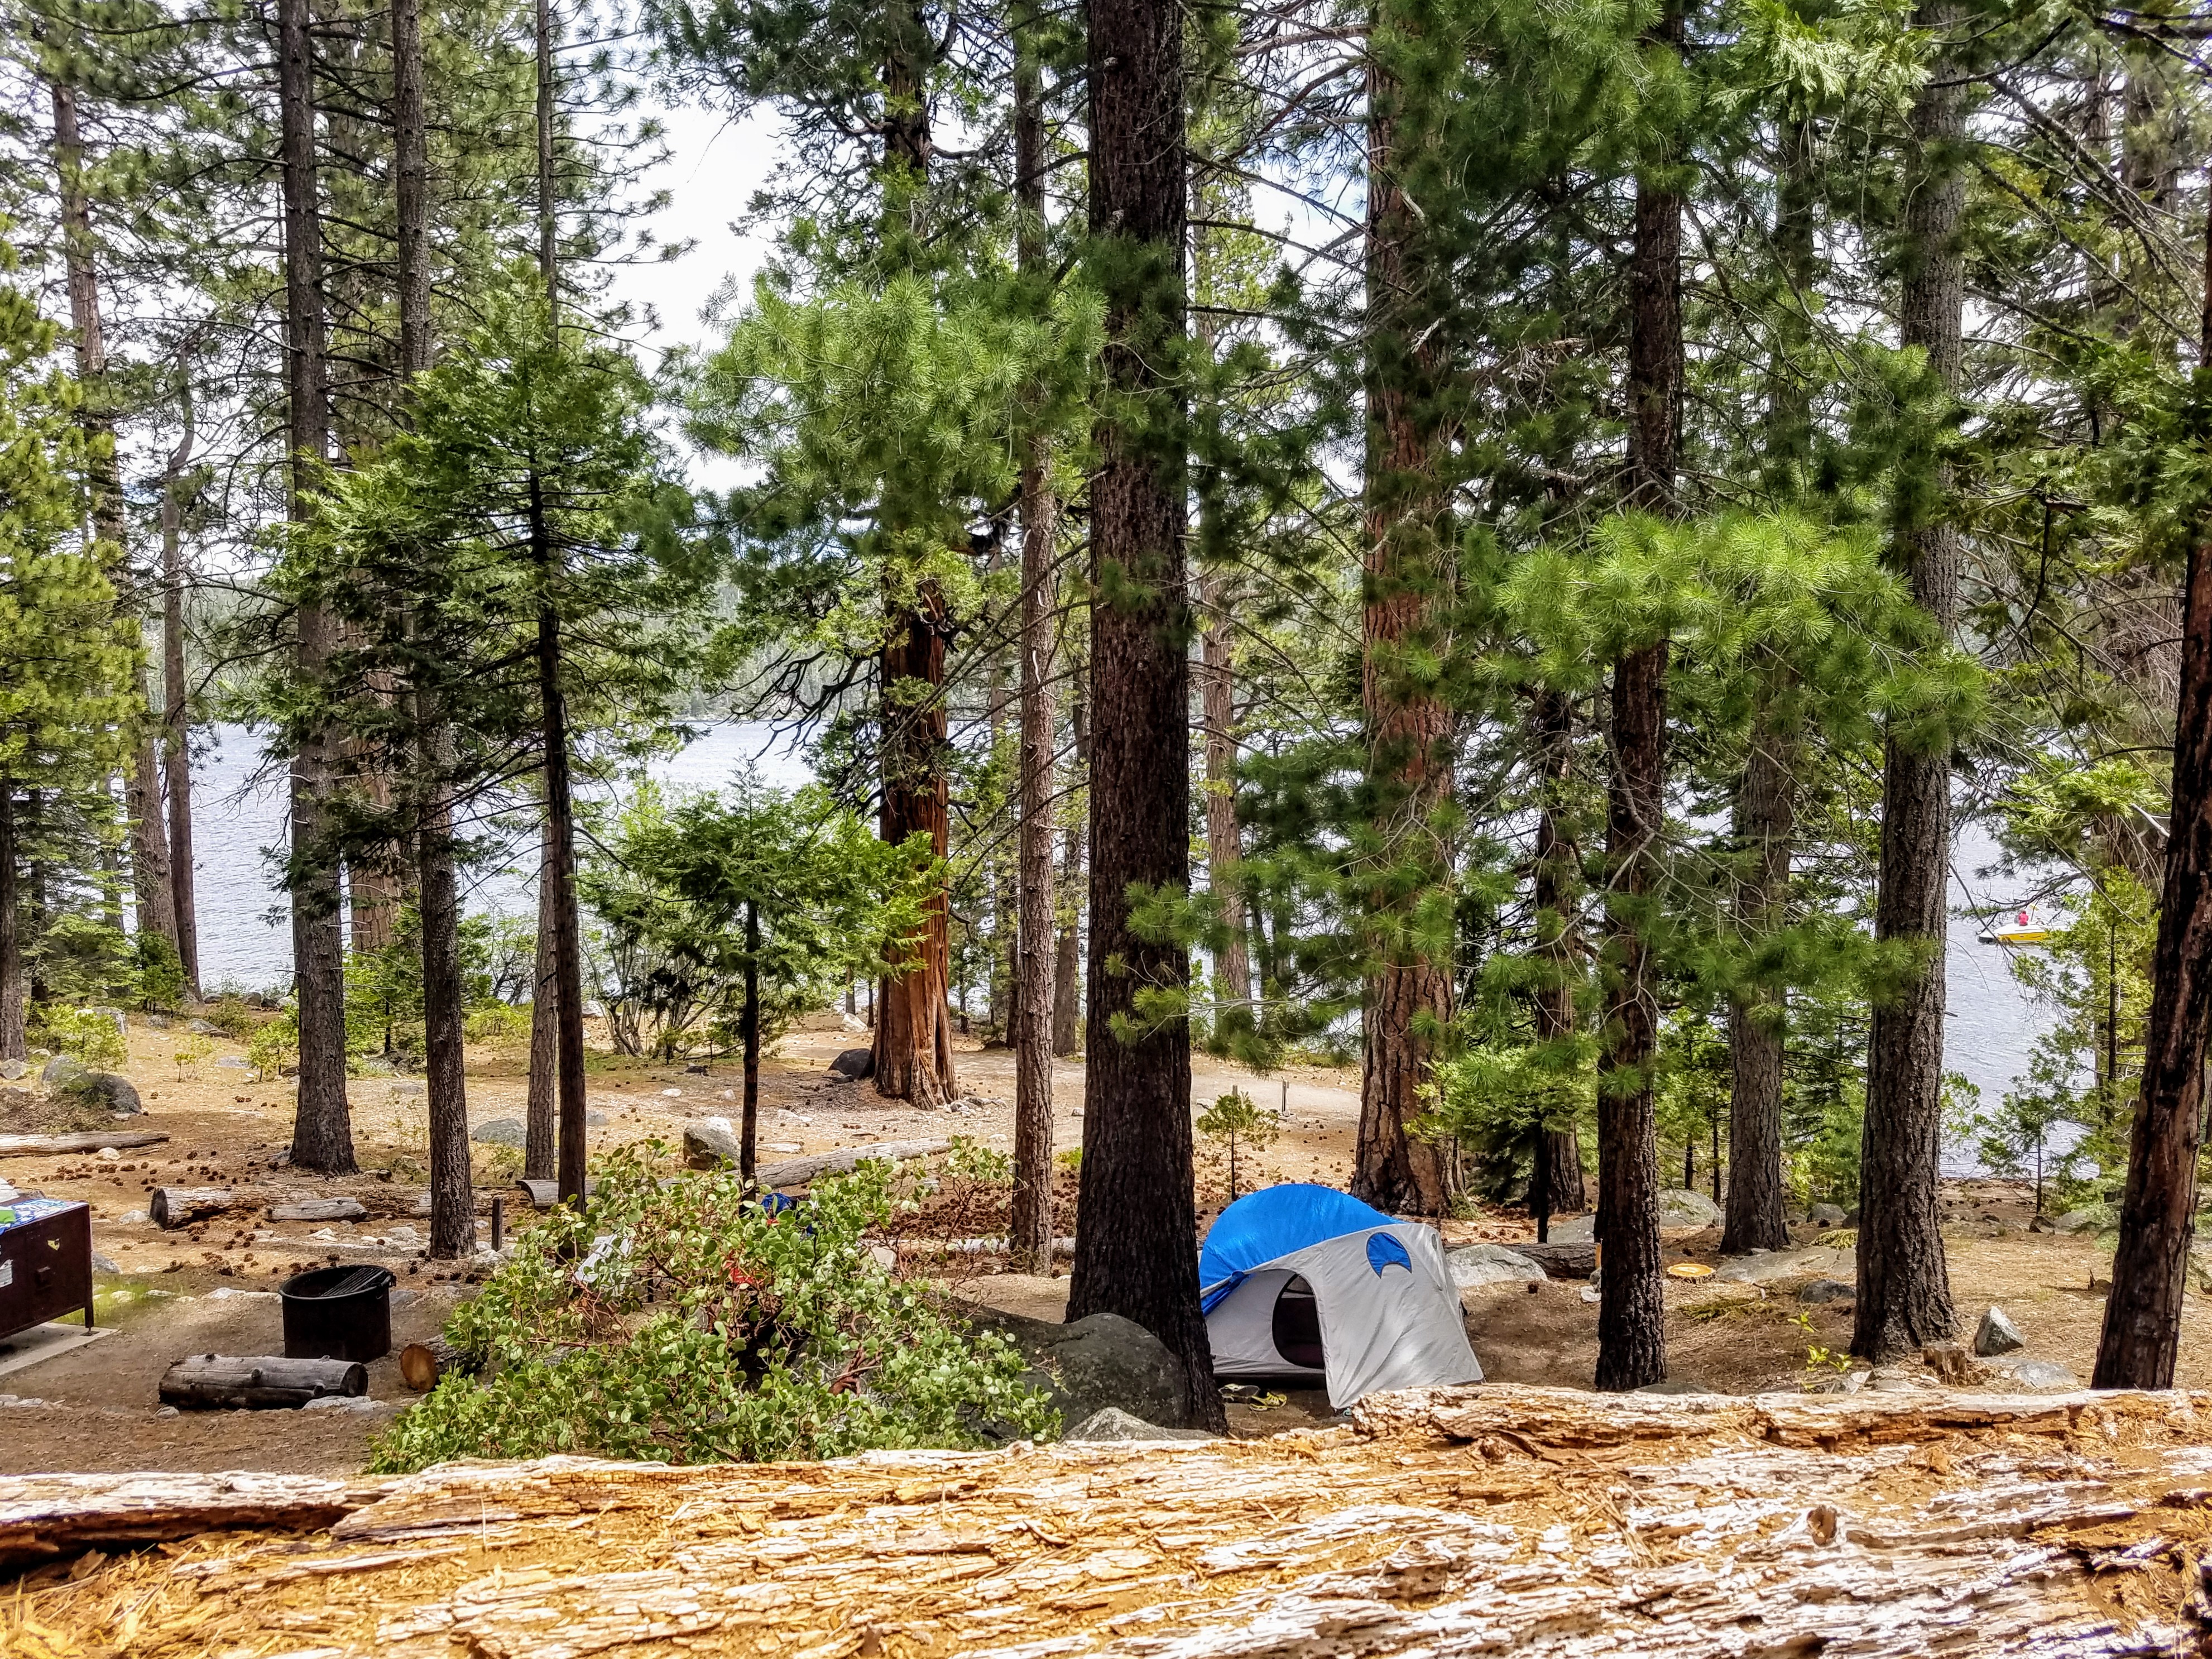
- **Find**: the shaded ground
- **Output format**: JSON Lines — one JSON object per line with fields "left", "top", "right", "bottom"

{"left": 2, "top": 1016, "right": 2200, "bottom": 1474}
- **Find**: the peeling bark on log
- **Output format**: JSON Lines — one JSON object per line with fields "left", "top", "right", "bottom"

{"left": 0, "top": 1131, "right": 167, "bottom": 1157}
{"left": 149, "top": 1187, "right": 241, "bottom": 1228}
{"left": 0, "top": 1470, "right": 388, "bottom": 1569}
{"left": 18, "top": 1385, "right": 2212, "bottom": 1655}
{"left": 267, "top": 1198, "right": 365, "bottom": 1222}
{"left": 157, "top": 1354, "right": 368, "bottom": 1409}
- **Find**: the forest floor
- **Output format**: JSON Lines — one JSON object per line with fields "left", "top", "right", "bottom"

{"left": 1, "top": 1014, "right": 2202, "bottom": 1478}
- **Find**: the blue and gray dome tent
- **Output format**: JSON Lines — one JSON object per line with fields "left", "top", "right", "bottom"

{"left": 1199, "top": 1183, "right": 1482, "bottom": 1408}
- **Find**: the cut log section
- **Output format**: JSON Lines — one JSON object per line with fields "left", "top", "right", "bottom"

{"left": 157, "top": 1354, "right": 368, "bottom": 1410}
{"left": 17, "top": 1384, "right": 2212, "bottom": 1656}
{"left": 267, "top": 1198, "right": 366, "bottom": 1223}
{"left": 149, "top": 1187, "right": 244, "bottom": 1229}
{"left": 397, "top": 1339, "right": 475, "bottom": 1392}
{"left": 0, "top": 1131, "right": 169, "bottom": 1157}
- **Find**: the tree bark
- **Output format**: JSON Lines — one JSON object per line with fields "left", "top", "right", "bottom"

{"left": 158, "top": 1356, "right": 367, "bottom": 1411}
{"left": 872, "top": 600, "right": 960, "bottom": 1105}
{"left": 2093, "top": 200, "right": 2212, "bottom": 1390}
{"left": 1529, "top": 688, "right": 1587, "bottom": 1220}
{"left": 538, "top": 592, "right": 588, "bottom": 1207}
{"left": 1010, "top": 28, "right": 1057, "bottom": 1275}
{"left": 418, "top": 761, "right": 471, "bottom": 1258}
{"left": 1068, "top": 0, "right": 1222, "bottom": 1431}
{"left": 1723, "top": 724, "right": 1795, "bottom": 1254}
{"left": 1052, "top": 666, "right": 1085, "bottom": 1057}
{"left": 0, "top": 784, "right": 21, "bottom": 1061}
{"left": 278, "top": 0, "right": 354, "bottom": 1174}
{"left": 162, "top": 357, "right": 200, "bottom": 1000}
{"left": 1855, "top": 0, "right": 1964, "bottom": 1362}
{"left": 1353, "top": 44, "right": 1456, "bottom": 1219}
{"left": 524, "top": 825, "right": 558, "bottom": 1183}
{"left": 393, "top": 0, "right": 431, "bottom": 380}
{"left": 741, "top": 899, "right": 760, "bottom": 1184}
{"left": 1595, "top": 15, "right": 1682, "bottom": 1389}
{"left": 535, "top": 0, "right": 558, "bottom": 313}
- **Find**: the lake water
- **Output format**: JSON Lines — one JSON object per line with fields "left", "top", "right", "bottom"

{"left": 180, "top": 724, "right": 2059, "bottom": 1140}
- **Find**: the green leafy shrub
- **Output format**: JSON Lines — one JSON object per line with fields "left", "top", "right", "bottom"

{"left": 247, "top": 1008, "right": 299, "bottom": 1081}
{"left": 32, "top": 1006, "right": 127, "bottom": 1070}
{"left": 203, "top": 996, "right": 261, "bottom": 1041}
{"left": 463, "top": 1002, "right": 531, "bottom": 1045}
{"left": 369, "top": 1148, "right": 1057, "bottom": 1471}
{"left": 134, "top": 933, "right": 185, "bottom": 1011}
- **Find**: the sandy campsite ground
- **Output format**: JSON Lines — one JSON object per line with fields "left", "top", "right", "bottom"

{"left": 3, "top": 1014, "right": 2208, "bottom": 1476}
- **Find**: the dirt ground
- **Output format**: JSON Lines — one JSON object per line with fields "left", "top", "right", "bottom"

{"left": 2, "top": 1014, "right": 2201, "bottom": 1474}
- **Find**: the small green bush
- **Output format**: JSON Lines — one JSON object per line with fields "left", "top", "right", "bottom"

{"left": 202, "top": 996, "right": 261, "bottom": 1041}
{"left": 247, "top": 1008, "right": 299, "bottom": 1081}
{"left": 32, "top": 1006, "right": 127, "bottom": 1071}
{"left": 463, "top": 1003, "right": 532, "bottom": 1045}
{"left": 135, "top": 934, "right": 186, "bottom": 1011}
{"left": 369, "top": 1148, "right": 1057, "bottom": 1471}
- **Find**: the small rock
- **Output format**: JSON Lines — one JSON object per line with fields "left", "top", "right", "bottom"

{"left": 2002, "top": 1358, "right": 2081, "bottom": 1391}
{"left": 684, "top": 1119, "right": 741, "bottom": 1169}
{"left": 586, "top": 1110, "right": 607, "bottom": 1126}
{"left": 155, "top": 1404, "right": 179, "bottom": 1418}
{"left": 1865, "top": 1364, "right": 1928, "bottom": 1394}
{"left": 828, "top": 1047, "right": 876, "bottom": 1082}
{"left": 87, "top": 1072, "right": 141, "bottom": 1115}
{"left": 1974, "top": 1305, "right": 2026, "bottom": 1356}
{"left": 0, "top": 1059, "right": 21, "bottom": 1081}
{"left": 186, "top": 1019, "right": 223, "bottom": 1037}
{"left": 1798, "top": 1278, "right": 1854, "bottom": 1305}
{"left": 1807, "top": 1203, "right": 1846, "bottom": 1228}
{"left": 40, "top": 1053, "right": 89, "bottom": 1091}
{"left": 1447, "top": 1244, "right": 1546, "bottom": 1288}
{"left": 1842, "top": 1207, "right": 1859, "bottom": 1224}
{"left": 581, "top": 1000, "right": 607, "bottom": 1019}
{"left": 1064, "top": 1406, "right": 1212, "bottom": 1443}
{"left": 685, "top": 1063, "right": 709, "bottom": 1075}
{"left": 301, "top": 1394, "right": 388, "bottom": 1413}
{"left": 1547, "top": 1214, "right": 1596, "bottom": 1243}
{"left": 92, "top": 1253, "right": 119, "bottom": 1273}
{"left": 118, "top": 1210, "right": 148, "bottom": 1225}
{"left": 2051, "top": 1208, "right": 2103, "bottom": 1235}
{"left": 143, "top": 1013, "right": 171, "bottom": 1031}
{"left": 215, "top": 1056, "right": 249, "bottom": 1070}
{"left": 1657, "top": 1187, "right": 1722, "bottom": 1229}
{"left": 471, "top": 1118, "right": 527, "bottom": 1149}
{"left": 389, "top": 1080, "right": 424, "bottom": 1097}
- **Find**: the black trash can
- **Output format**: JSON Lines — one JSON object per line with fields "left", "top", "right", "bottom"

{"left": 280, "top": 1264, "right": 396, "bottom": 1363}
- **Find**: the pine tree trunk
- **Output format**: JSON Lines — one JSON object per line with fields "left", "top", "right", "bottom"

{"left": 1855, "top": 0, "right": 1964, "bottom": 1363}
{"left": 525, "top": 827, "right": 558, "bottom": 1183}
{"left": 1052, "top": 670, "right": 1085, "bottom": 1057}
{"left": 1010, "top": 31, "right": 1057, "bottom": 1276}
{"left": 161, "top": 366, "right": 200, "bottom": 1001}
{"left": 419, "top": 761, "right": 472, "bottom": 1258}
{"left": 1530, "top": 688, "right": 1587, "bottom": 1219}
{"left": 2091, "top": 205, "right": 2212, "bottom": 1390}
{"left": 742, "top": 899, "right": 760, "bottom": 1183}
{"left": 1595, "top": 18, "right": 1682, "bottom": 1389}
{"left": 50, "top": 74, "right": 177, "bottom": 962}
{"left": 1069, "top": 0, "right": 1222, "bottom": 1431}
{"left": 1723, "top": 724, "right": 1794, "bottom": 1254}
{"left": 278, "top": 0, "right": 354, "bottom": 1174}
{"left": 538, "top": 591, "right": 589, "bottom": 1206}
{"left": 0, "top": 784, "right": 22, "bottom": 1062}
{"left": 1200, "top": 584, "right": 1250, "bottom": 1016}
{"left": 873, "top": 601, "right": 959, "bottom": 1105}
{"left": 1354, "top": 46, "right": 1456, "bottom": 1219}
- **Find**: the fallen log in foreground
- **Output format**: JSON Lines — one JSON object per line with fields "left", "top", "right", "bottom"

{"left": 0, "top": 1131, "right": 168, "bottom": 1157}
{"left": 0, "top": 1471, "right": 389, "bottom": 1570}
{"left": 11, "top": 1383, "right": 2212, "bottom": 1657}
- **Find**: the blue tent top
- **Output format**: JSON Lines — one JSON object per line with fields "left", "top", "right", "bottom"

{"left": 1198, "top": 1184, "right": 1397, "bottom": 1312}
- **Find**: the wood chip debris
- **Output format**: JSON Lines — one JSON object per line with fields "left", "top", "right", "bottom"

{"left": 7, "top": 1383, "right": 2212, "bottom": 1656}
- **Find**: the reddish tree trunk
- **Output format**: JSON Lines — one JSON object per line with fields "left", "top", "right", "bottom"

{"left": 872, "top": 600, "right": 959, "bottom": 1106}
{"left": 1529, "top": 688, "right": 1587, "bottom": 1222}
{"left": 1723, "top": 723, "right": 1796, "bottom": 1254}
{"left": 1354, "top": 46, "right": 1456, "bottom": 1218}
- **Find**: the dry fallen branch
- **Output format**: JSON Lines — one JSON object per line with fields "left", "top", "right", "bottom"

{"left": 9, "top": 1385, "right": 2212, "bottom": 1656}
{"left": 0, "top": 1131, "right": 169, "bottom": 1157}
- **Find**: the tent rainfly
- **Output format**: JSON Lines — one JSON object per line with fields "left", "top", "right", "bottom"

{"left": 1198, "top": 1184, "right": 1484, "bottom": 1408}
